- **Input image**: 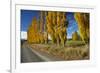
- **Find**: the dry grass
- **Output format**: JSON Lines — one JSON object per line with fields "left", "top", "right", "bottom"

{"left": 29, "top": 43, "right": 89, "bottom": 60}
{"left": 64, "top": 46, "right": 89, "bottom": 60}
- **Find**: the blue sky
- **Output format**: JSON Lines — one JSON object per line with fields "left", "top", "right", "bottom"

{"left": 66, "top": 12, "right": 78, "bottom": 38}
{"left": 21, "top": 10, "right": 40, "bottom": 31}
{"left": 21, "top": 10, "right": 78, "bottom": 39}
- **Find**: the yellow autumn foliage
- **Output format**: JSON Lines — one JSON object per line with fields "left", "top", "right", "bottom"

{"left": 46, "top": 12, "right": 67, "bottom": 46}
{"left": 74, "top": 13, "right": 89, "bottom": 43}
{"left": 27, "top": 11, "right": 68, "bottom": 46}
{"left": 72, "top": 31, "right": 79, "bottom": 41}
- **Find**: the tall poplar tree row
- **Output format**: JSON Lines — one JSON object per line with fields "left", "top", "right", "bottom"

{"left": 27, "top": 11, "right": 68, "bottom": 47}
{"left": 74, "top": 13, "right": 89, "bottom": 43}
{"left": 27, "top": 17, "right": 38, "bottom": 43}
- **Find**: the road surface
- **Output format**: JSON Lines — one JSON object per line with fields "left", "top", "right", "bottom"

{"left": 21, "top": 46, "right": 63, "bottom": 63}
{"left": 21, "top": 47, "right": 44, "bottom": 63}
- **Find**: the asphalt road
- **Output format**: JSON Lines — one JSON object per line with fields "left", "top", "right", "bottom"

{"left": 21, "top": 45, "right": 63, "bottom": 63}
{"left": 21, "top": 47, "right": 44, "bottom": 63}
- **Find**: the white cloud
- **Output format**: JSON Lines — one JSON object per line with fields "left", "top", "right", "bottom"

{"left": 21, "top": 31, "right": 27, "bottom": 40}
{"left": 67, "top": 34, "right": 72, "bottom": 39}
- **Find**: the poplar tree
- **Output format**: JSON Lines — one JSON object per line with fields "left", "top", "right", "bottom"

{"left": 74, "top": 13, "right": 89, "bottom": 43}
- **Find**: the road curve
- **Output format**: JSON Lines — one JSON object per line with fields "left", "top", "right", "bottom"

{"left": 21, "top": 47, "right": 44, "bottom": 63}
{"left": 21, "top": 45, "right": 63, "bottom": 63}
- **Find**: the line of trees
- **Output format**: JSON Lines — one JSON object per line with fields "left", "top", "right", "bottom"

{"left": 74, "top": 13, "right": 90, "bottom": 44}
{"left": 46, "top": 12, "right": 68, "bottom": 47}
{"left": 27, "top": 11, "right": 90, "bottom": 46}
{"left": 27, "top": 11, "right": 68, "bottom": 47}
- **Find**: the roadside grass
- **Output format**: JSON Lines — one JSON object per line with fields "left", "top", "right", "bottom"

{"left": 29, "top": 40, "right": 89, "bottom": 60}
{"left": 64, "top": 46, "right": 89, "bottom": 60}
